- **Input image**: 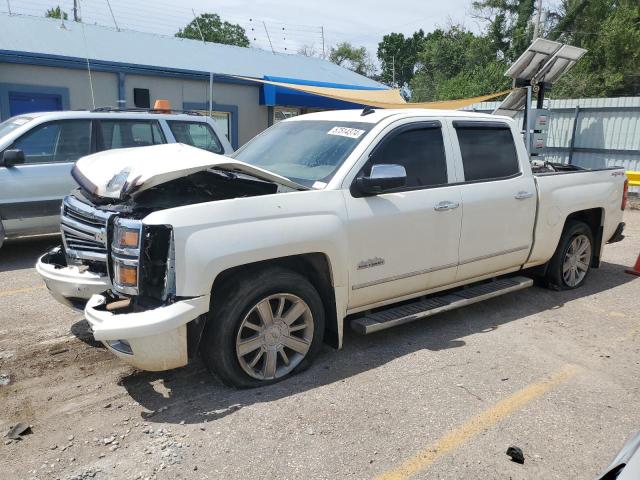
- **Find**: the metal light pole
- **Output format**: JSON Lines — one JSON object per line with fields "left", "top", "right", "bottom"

{"left": 533, "top": 0, "right": 543, "bottom": 39}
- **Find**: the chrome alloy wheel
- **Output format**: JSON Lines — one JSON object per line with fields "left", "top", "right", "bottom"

{"left": 235, "top": 293, "right": 314, "bottom": 381}
{"left": 562, "top": 234, "right": 591, "bottom": 287}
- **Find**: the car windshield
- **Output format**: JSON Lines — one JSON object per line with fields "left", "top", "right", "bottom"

{"left": 0, "top": 116, "right": 34, "bottom": 139}
{"left": 232, "top": 120, "right": 374, "bottom": 187}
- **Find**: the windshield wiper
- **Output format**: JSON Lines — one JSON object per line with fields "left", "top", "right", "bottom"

{"left": 210, "top": 167, "right": 310, "bottom": 191}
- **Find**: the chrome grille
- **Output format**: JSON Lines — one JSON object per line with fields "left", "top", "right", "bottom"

{"left": 61, "top": 195, "right": 113, "bottom": 263}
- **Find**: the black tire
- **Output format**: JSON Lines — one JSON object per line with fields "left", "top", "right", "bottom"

{"left": 545, "top": 220, "right": 594, "bottom": 290}
{"left": 200, "top": 267, "right": 325, "bottom": 388}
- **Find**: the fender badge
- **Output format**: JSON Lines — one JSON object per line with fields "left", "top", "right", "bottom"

{"left": 357, "top": 257, "right": 385, "bottom": 270}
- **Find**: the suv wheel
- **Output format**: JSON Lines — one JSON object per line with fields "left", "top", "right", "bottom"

{"left": 200, "top": 267, "right": 325, "bottom": 388}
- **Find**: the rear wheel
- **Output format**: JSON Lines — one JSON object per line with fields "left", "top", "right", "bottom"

{"left": 545, "top": 220, "right": 594, "bottom": 290}
{"left": 200, "top": 268, "right": 325, "bottom": 388}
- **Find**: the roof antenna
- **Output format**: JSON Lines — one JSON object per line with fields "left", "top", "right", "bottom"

{"left": 361, "top": 105, "right": 375, "bottom": 116}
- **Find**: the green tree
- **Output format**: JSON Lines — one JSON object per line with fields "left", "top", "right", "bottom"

{"left": 551, "top": 0, "right": 640, "bottom": 97}
{"left": 329, "top": 42, "right": 376, "bottom": 77}
{"left": 472, "top": 0, "right": 535, "bottom": 60}
{"left": 409, "top": 26, "right": 510, "bottom": 101}
{"left": 45, "top": 5, "right": 68, "bottom": 20}
{"left": 176, "top": 13, "right": 250, "bottom": 47}
{"left": 377, "top": 30, "right": 425, "bottom": 88}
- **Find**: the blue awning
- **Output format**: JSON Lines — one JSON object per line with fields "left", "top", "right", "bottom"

{"left": 259, "top": 75, "right": 388, "bottom": 109}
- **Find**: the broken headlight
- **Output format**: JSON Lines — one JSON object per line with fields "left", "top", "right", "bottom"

{"left": 110, "top": 217, "right": 174, "bottom": 300}
{"left": 111, "top": 217, "right": 142, "bottom": 295}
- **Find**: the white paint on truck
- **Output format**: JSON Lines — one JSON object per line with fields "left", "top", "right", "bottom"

{"left": 36, "top": 108, "right": 627, "bottom": 383}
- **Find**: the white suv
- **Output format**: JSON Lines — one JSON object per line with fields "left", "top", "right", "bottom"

{"left": 0, "top": 110, "right": 233, "bottom": 246}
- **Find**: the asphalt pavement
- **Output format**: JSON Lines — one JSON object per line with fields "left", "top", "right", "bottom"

{"left": 0, "top": 211, "right": 639, "bottom": 480}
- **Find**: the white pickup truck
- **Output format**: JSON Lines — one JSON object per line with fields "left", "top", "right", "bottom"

{"left": 37, "top": 109, "right": 628, "bottom": 387}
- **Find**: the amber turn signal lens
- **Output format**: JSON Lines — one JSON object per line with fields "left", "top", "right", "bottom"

{"left": 117, "top": 264, "right": 137, "bottom": 287}
{"left": 119, "top": 229, "right": 139, "bottom": 248}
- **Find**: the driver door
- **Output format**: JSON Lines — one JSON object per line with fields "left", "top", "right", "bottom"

{"left": 344, "top": 120, "right": 462, "bottom": 310}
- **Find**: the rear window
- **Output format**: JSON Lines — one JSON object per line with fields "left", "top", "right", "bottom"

{"left": 97, "top": 120, "right": 165, "bottom": 151}
{"left": 454, "top": 122, "right": 519, "bottom": 182}
{"left": 167, "top": 121, "right": 223, "bottom": 154}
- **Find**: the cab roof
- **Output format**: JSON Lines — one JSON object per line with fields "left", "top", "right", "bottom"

{"left": 287, "top": 108, "right": 511, "bottom": 125}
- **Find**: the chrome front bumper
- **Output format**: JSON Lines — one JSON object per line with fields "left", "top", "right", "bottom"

{"left": 84, "top": 293, "right": 210, "bottom": 371}
{"left": 36, "top": 247, "right": 111, "bottom": 310}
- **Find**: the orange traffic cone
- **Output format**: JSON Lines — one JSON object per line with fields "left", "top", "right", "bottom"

{"left": 626, "top": 253, "right": 640, "bottom": 276}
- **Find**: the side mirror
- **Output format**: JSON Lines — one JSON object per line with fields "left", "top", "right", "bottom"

{"left": 1, "top": 149, "right": 25, "bottom": 167}
{"left": 354, "top": 164, "right": 407, "bottom": 196}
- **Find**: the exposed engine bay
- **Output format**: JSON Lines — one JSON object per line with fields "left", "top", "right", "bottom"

{"left": 78, "top": 169, "right": 281, "bottom": 217}
{"left": 52, "top": 169, "right": 283, "bottom": 306}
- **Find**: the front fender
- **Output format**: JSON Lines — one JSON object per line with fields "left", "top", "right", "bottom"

{"left": 143, "top": 190, "right": 350, "bottom": 347}
{"left": 144, "top": 190, "right": 349, "bottom": 295}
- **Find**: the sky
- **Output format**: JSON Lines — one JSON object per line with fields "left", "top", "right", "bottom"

{"left": 5, "top": 0, "right": 479, "bottom": 59}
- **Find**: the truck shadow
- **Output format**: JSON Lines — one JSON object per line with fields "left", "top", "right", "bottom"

{"left": 0, "top": 236, "right": 60, "bottom": 273}
{"left": 117, "top": 261, "right": 635, "bottom": 425}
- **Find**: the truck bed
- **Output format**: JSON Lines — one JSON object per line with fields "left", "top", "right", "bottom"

{"left": 526, "top": 165, "right": 626, "bottom": 268}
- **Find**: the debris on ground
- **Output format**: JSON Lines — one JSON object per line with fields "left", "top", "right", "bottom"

{"left": 201, "top": 403, "right": 243, "bottom": 419}
{"left": 0, "top": 373, "right": 10, "bottom": 385}
{"left": 5, "top": 422, "right": 32, "bottom": 440}
{"left": 506, "top": 446, "right": 525, "bottom": 464}
{"left": 67, "top": 467, "right": 101, "bottom": 479}
{"left": 48, "top": 346, "right": 69, "bottom": 355}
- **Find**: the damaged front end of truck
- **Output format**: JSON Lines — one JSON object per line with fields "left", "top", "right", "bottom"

{"left": 37, "top": 143, "right": 306, "bottom": 369}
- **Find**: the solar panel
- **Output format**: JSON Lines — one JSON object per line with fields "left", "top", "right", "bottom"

{"left": 494, "top": 39, "right": 587, "bottom": 117}
{"left": 504, "top": 38, "right": 562, "bottom": 81}
{"left": 533, "top": 44, "right": 587, "bottom": 83}
{"left": 493, "top": 89, "right": 527, "bottom": 117}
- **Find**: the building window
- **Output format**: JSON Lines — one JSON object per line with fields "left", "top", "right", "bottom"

{"left": 273, "top": 106, "right": 301, "bottom": 124}
{"left": 189, "top": 110, "right": 231, "bottom": 142}
{"left": 211, "top": 111, "right": 231, "bottom": 141}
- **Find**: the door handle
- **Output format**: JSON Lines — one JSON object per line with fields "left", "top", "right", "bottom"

{"left": 434, "top": 201, "right": 460, "bottom": 211}
{"left": 514, "top": 191, "right": 534, "bottom": 200}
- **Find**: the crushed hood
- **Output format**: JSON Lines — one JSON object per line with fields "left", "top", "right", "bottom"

{"left": 72, "top": 143, "right": 307, "bottom": 199}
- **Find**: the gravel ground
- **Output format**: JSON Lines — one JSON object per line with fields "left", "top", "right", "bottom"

{"left": 0, "top": 210, "right": 638, "bottom": 480}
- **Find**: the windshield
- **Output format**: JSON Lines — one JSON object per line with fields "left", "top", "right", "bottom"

{"left": 0, "top": 116, "right": 34, "bottom": 139}
{"left": 232, "top": 120, "right": 373, "bottom": 187}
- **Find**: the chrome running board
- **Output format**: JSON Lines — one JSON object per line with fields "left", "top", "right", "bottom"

{"left": 350, "top": 276, "right": 534, "bottom": 335}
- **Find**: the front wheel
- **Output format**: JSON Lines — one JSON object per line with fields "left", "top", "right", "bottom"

{"left": 200, "top": 268, "right": 325, "bottom": 388}
{"left": 545, "top": 220, "right": 594, "bottom": 290}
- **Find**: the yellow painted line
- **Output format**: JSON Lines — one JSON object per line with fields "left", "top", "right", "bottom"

{"left": 376, "top": 364, "right": 579, "bottom": 480}
{"left": 0, "top": 285, "right": 45, "bottom": 298}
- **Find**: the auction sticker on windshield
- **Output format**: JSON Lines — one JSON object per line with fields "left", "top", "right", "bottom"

{"left": 327, "top": 126, "right": 366, "bottom": 139}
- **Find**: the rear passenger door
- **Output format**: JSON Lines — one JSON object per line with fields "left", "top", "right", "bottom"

{"left": 452, "top": 120, "right": 536, "bottom": 282}
{"left": 345, "top": 120, "right": 462, "bottom": 310}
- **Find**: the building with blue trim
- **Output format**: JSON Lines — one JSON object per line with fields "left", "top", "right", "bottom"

{"left": 0, "top": 13, "right": 386, "bottom": 148}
